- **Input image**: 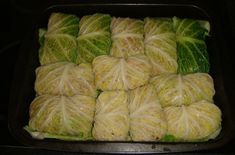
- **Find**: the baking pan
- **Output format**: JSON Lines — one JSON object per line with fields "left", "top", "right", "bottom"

{"left": 8, "top": 3, "right": 234, "bottom": 153}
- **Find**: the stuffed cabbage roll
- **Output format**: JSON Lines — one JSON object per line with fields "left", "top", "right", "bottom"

{"left": 77, "top": 13, "right": 111, "bottom": 63}
{"left": 110, "top": 17, "right": 144, "bottom": 57}
{"left": 173, "top": 17, "right": 210, "bottom": 74}
{"left": 164, "top": 100, "right": 221, "bottom": 141}
{"left": 26, "top": 94, "right": 96, "bottom": 140}
{"left": 92, "top": 91, "right": 129, "bottom": 140}
{"left": 144, "top": 18, "right": 177, "bottom": 76}
{"left": 39, "top": 13, "right": 79, "bottom": 65}
{"left": 35, "top": 62, "right": 97, "bottom": 97}
{"left": 129, "top": 84, "right": 167, "bottom": 141}
{"left": 150, "top": 73, "right": 215, "bottom": 107}
{"left": 93, "top": 54, "right": 151, "bottom": 90}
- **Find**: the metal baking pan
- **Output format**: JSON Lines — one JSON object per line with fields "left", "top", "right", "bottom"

{"left": 8, "top": 3, "right": 234, "bottom": 153}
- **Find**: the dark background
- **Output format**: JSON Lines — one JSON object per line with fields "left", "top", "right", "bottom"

{"left": 0, "top": 0, "right": 235, "bottom": 154}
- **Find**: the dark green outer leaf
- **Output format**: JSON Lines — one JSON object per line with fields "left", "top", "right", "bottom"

{"left": 77, "top": 14, "right": 112, "bottom": 63}
{"left": 177, "top": 37, "right": 210, "bottom": 73}
{"left": 38, "top": 28, "right": 46, "bottom": 46}
{"left": 173, "top": 17, "right": 210, "bottom": 74}
{"left": 77, "top": 33, "right": 111, "bottom": 63}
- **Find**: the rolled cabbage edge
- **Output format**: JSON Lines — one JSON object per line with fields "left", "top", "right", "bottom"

{"left": 38, "top": 28, "right": 47, "bottom": 46}
{"left": 161, "top": 134, "right": 177, "bottom": 142}
{"left": 161, "top": 128, "right": 221, "bottom": 142}
{"left": 24, "top": 126, "right": 93, "bottom": 141}
{"left": 197, "top": 20, "right": 210, "bottom": 34}
{"left": 160, "top": 128, "right": 221, "bottom": 142}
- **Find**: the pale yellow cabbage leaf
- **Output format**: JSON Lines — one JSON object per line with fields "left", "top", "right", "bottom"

{"left": 92, "top": 91, "right": 129, "bottom": 140}
{"left": 93, "top": 54, "right": 151, "bottom": 90}
{"left": 129, "top": 84, "right": 167, "bottom": 141}
{"left": 144, "top": 18, "right": 177, "bottom": 76}
{"left": 150, "top": 73, "right": 215, "bottom": 107}
{"left": 28, "top": 94, "right": 96, "bottom": 140}
{"left": 35, "top": 62, "right": 97, "bottom": 97}
{"left": 110, "top": 17, "right": 144, "bottom": 58}
{"left": 164, "top": 100, "right": 221, "bottom": 141}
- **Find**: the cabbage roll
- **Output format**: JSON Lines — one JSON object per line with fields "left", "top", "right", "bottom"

{"left": 35, "top": 62, "right": 97, "bottom": 97}
{"left": 93, "top": 54, "right": 151, "bottom": 90}
{"left": 39, "top": 13, "right": 79, "bottom": 65}
{"left": 150, "top": 73, "right": 215, "bottom": 107}
{"left": 110, "top": 17, "right": 144, "bottom": 57}
{"left": 144, "top": 18, "right": 177, "bottom": 76}
{"left": 164, "top": 100, "right": 221, "bottom": 141}
{"left": 26, "top": 94, "right": 96, "bottom": 140}
{"left": 77, "top": 13, "right": 111, "bottom": 63}
{"left": 92, "top": 91, "right": 129, "bottom": 140}
{"left": 129, "top": 84, "right": 167, "bottom": 141}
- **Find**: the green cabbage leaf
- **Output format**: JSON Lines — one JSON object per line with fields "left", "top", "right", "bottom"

{"left": 144, "top": 18, "right": 177, "bottom": 76}
{"left": 173, "top": 16, "right": 210, "bottom": 74}
{"left": 39, "top": 13, "right": 79, "bottom": 65}
{"left": 77, "top": 13, "right": 111, "bottom": 63}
